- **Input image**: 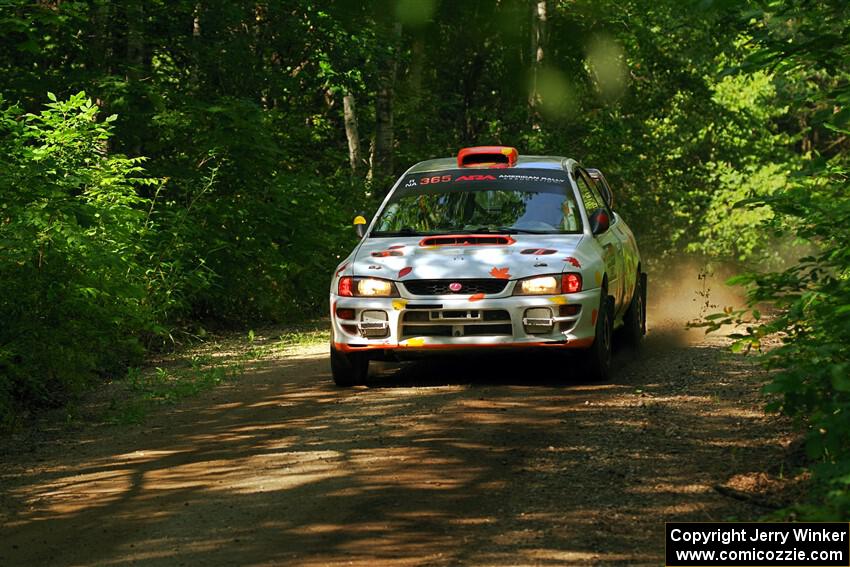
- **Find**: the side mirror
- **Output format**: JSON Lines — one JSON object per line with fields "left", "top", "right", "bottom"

{"left": 353, "top": 213, "right": 368, "bottom": 238}
{"left": 589, "top": 208, "right": 610, "bottom": 235}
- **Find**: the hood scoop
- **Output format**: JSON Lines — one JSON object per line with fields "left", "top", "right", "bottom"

{"left": 419, "top": 234, "right": 516, "bottom": 247}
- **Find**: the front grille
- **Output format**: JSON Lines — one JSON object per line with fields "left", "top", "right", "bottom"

{"left": 403, "top": 279, "right": 508, "bottom": 296}
{"left": 401, "top": 309, "right": 513, "bottom": 338}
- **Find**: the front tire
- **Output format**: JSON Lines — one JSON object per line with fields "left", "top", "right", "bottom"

{"left": 584, "top": 293, "right": 613, "bottom": 382}
{"left": 330, "top": 345, "right": 369, "bottom": 387}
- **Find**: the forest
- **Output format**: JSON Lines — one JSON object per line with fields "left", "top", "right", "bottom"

{"left": 0, "top": 0, "right": 848, "bottom": 521}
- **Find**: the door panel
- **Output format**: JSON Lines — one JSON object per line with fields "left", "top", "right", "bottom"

{"left": 575, "top": 169, "right": 626, "bottom": 310}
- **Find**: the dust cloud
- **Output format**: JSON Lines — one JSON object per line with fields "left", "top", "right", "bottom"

{"left": 644, "top": 260, "right": 746, "bottom": 346}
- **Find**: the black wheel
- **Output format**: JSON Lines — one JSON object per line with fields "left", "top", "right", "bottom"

{"left": 330, "top": 345, "right": 369, "bottom": 387}
{"left": 622, "top": 271, "right": 647, "bottom": 347}
{"left": 584, "top": 293, "right": 613, "bottom": 382}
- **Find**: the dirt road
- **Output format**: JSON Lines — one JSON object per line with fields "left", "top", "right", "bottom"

{"left": 1, "top": 321, "right": 794, "bottom": 566}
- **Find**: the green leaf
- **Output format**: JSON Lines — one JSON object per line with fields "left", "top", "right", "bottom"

{"left": 831, "top": 366, "right": 850, "bottom": 392}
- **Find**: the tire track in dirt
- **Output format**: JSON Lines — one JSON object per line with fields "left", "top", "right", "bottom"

{"left": 0, "top": 323, "right": 793, "bottom": 566}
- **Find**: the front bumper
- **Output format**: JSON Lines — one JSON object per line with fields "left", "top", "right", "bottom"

{"left": 330, "top": 288, "right": 601, "bottom": 353}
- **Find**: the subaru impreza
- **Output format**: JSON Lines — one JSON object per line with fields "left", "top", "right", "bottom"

{"left": 329, "top": 146, "right": 646, "bottom": 385}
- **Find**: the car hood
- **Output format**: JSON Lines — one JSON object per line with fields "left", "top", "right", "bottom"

{"left": 348, "top": 234, "right": 587, "bottom": 281}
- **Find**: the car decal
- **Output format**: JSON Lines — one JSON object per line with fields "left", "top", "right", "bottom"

{"left": 490, "top": 267, "right": 511, "bottom": 279}
{"left": 520, "top": 248, "right": 557, "bottom": 255}
{"left": 419, "top": 175, "right": 453, "bottom": 185}
{"left": 398, "top": 267, "right": 412, "bottom": 278}
{"left": 563, "top": 256, "right": 581, "bottom": 268}
{"left": 455, "top": 174, "right": 496, "bottom": 181}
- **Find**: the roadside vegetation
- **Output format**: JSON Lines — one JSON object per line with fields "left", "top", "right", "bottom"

{"left": 0, "top": 0, "right": 847, "bottom": 519}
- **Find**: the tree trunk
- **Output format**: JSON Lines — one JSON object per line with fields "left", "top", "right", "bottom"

{"left": 408, "top": 32, "right": 425, "bottom": 109}
{"left": 89, "top": 1, "right": 111, "bottom": 76}
{"left": 369, "top": 21, "right": 402, "bottom": 194}
{"left": 343, "top": 93, "right": 364, "bottom": 178}
{"left": 528, "top": 0, "right": 547, "bottom": 129}
{"left": 126, "top": 0, "right": 145, "bottom": 79}
{"left": 189, "top": 2, "right": 202, "bottom": 91}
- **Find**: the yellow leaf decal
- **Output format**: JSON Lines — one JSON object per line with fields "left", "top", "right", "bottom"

{"left": 392, "top": 299, "right": 408, "bottom": 311}
{"left": 549, "top": 296, "right": 567, "bottom": 305}
{"left": 594, "top": 271, "right": 602, "bottom": 286}
{"left": 404, "top": 337, "right": 426, "bottom": 347}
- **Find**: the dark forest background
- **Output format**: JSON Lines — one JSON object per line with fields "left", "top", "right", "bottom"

{"left": 1, "top": 0, "right": 848, "bottom": 518}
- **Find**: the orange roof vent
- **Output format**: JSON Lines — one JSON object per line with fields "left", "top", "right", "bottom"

{"left": 457, "top": 146, "right": 518, "bottom": 168}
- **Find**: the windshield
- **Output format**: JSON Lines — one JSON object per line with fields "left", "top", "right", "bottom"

{"left": 372, "top": 169, "right": 582, "bottom": 236}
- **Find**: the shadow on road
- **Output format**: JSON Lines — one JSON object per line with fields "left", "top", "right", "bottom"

{"left": 0, "top": 328, "right": 787, "bottom": 567}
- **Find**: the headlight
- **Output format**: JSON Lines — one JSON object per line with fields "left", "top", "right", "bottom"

{"left": 357, "top": 278, "right": 394, "bottom": 296}
{"left": 513, "top": 273, "right": 583, "bottom": 295}
{"left": 338, "top": 277, "right": 399, "bottom": 297}
{"left": 515, "top": 275, "right": 559, "bottom": 295}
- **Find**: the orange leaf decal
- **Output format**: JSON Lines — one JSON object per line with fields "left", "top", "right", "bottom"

{"left": 490, "top": 267, "right": 510, "bottom": 279}
{"left": 469, "top": 293, "right": 486, "bottom": 302}
{"left": 398, "top": 267, "right": 412, "bottom": 278}
{"left": 563, "top": 256, "right": 581, "bottom": 268}
{"left": 591, "top": 309, "right": 598, "bottom": 326}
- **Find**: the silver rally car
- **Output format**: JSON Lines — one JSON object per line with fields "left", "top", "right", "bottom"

{"left": 329, "top": 146, "right": 646, "bottom": 386}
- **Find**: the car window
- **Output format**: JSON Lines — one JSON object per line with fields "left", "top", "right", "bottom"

{"left": 373, "top": 169, "right": 584, "bottom": 235}
{"left": 576, "top": 171, "right": 612, "bottom": 217}
{"left": 591, "top": 174, "right": 614, "bottom": 210}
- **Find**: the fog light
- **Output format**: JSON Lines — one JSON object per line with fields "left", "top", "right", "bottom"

{"left": 558, "top": 304, "right": 580, "bottom": 332}
{"left": 559, "top": 304, "right": 580, "bottom": 316}
{"left": 359, "top": 310, "right": 389, "bottom": 338}
{"left": 336, "top": 307, "right": 356, "bottom": 320}
{"left": 523, "top": 307, "right": 554, "bottom": 334}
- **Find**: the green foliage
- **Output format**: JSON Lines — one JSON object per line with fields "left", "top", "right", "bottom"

{"left": 0, "top": 93, "right": 155, "bottom": 425}
{"left": 105, "top": 358, "right": 244, "bottom": 425}
{"left": 697, "top": 0, "right": 850, "bottom": 519}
